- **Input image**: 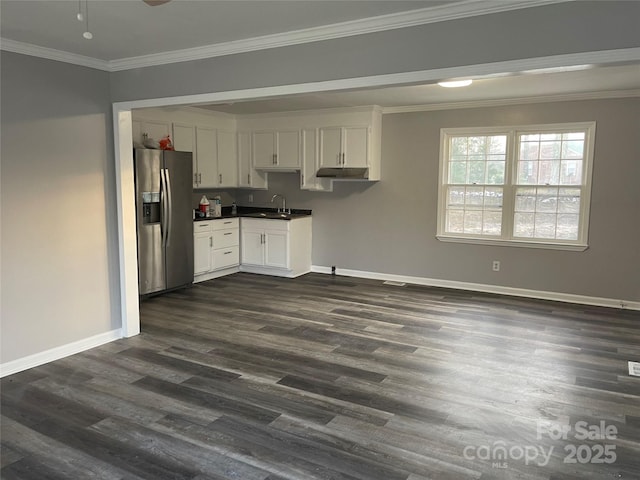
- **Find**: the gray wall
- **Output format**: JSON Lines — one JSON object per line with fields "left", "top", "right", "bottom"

{"left": 110, "top": 1, "right": 640, "bottom": 102}
{"left": 235, "top": 98, "right": 640, "bottom": 301}
{"left": 0, "top": 52, "right": 119, "bottom": 364}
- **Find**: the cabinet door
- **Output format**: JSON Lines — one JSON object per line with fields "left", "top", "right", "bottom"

{"left": 196, "top": 127, "right": 218, "bottom": 189}
{"left": 172, "top": 124, "right": 197, "bottom": 186}
{"left": 217, "top": 130, "right": 238, "bottom": 187}
{"left": 301, "top": 129, "right": 332, "bottom": 192}
{"left": 276, "top": 130, "right": 300, "bottom": 168}
{"left": 343, "top": 126, "right": 369, "bottom": 168}
{"left": 253, "top": 131, "right": 275, "bottom": 168}
{"left": 265, "top": 230, "right": 289, "bottom": 269}
{"left": 319, "top": 127, "right": 342, "bottom": 168}
{"left": 142, "top": 120, "right": 170, "bottom": 144}
{"left": 241, "top": 229, "right": 265, "bottom": 266}
{"left": 238, "top": 132, "right": 268, "bottom": 190}
{"left": 194, "top": 232, "right": 212, "bottom": 275}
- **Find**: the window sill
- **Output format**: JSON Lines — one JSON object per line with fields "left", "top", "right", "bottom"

{"left": 436, "top": 235, "right": 588, "bottom": 251}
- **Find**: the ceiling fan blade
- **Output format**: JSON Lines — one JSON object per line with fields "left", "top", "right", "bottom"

{"left": 142, "top": 0, "right": 172, "bottom": 6}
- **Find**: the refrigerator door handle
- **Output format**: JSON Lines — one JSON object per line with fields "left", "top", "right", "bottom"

{"left": 165, "top": 168, "right": 173, "bottom": 247}
{"left": 160, "top": 168, "right": 168, "bottom": 247}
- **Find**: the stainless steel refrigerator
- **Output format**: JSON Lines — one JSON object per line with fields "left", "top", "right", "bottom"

{"left": 134, "top": 149, "right": 194, "bottom": 295}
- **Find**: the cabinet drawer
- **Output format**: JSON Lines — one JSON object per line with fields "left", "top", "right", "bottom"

{"left": 212, "top": 218, "right": 239, "bottom": 230}
{"left": 194, "top": 221, "right": 213, "bottom": 232}
{"left": 213, "top": 228, "right": 239, "bottom": 248}
{"left": 213, "top": 246, "right": 239, "bottom": 270}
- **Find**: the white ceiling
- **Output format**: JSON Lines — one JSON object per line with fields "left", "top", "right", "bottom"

{"left": 0, "top": 0, "right": 454, "bottom": 60}
{"left": 1, "top": 0, "right": 638, "bottom": 112}
{"left": 195, "top": 64, "right": 640, "bottom": 114}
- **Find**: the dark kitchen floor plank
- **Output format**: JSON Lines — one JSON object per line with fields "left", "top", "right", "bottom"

{"left": 2, "top": 272, "right": 639, "bottom": 480}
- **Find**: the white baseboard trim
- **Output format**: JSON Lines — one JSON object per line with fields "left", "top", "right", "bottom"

{"left": 310, "top": 265, "right": 640, "bottom": 311}
{"left": 0, "top": 328, "right": 123, "bottom": 378}
{"left": 194, "top": 266, "right": 240, "bottom": 283}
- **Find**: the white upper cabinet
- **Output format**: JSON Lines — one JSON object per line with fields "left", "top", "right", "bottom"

{"left": 319, "top": 126, "right": 369, "bottom": 169}
{"left": 173, "top": 123, "right": 238, "bottom": 189}
{"left": 217, "top": 130, "right": 238, "bottom": 188}
{"left": 133, "top": 120, "right": 170, "bottom": 146}
{"left": 252, "top": 130, "right": 300, "bottom": 170}
{"left": 301, "top": 129, "right": 332, "bottom": 192}
{"left": 172, "top": 123, "right": 198, "bottom": 186}
{"left": 237, "top": 132, "right": 268, "bottom": 189}
{"left": 195, "top": 126, "right": 218, "bottom": 189}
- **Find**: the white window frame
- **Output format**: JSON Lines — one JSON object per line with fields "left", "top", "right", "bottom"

{"left": 437, "top": 122, "right": 596, "bottom": 251}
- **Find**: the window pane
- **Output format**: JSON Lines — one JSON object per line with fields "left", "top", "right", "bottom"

{"left": 468, "top": 137, "right": 486, "bottom": 155}
{"left": 446, "top": 209, "right": 464, "bottom": 233}
{"left": 488, "top": 135, "right": 507, "bottom": 154}
{"left": 541, "top": 133, "right": 561, "bottom": 141}
{"left": 563, "top": 132, "right": 585, "bottom": 141}
{"left": 483, "top": 211, "right": 502, "bottom": 235}
{"left": 560, "top": 160, "right": 582, "bottom": 184}
{"left": 514, "top": 213, "right": 534, "bottom": 237}
{"left": 465, "top": 186, "right": 484, "bottom": 206}
{"left": 449, "top": 162, "right": 467, "bottom": 183}
{"left": 486, "top": 161, "right": 505, "bottom": 184}
{"left": 537, "top": 160, "right": 560, "bottom": 184}
{"left": 515, "top": 187, "right": 536, "bottom": 212}
{"left": 534, "top": 213, "right": 557, "bottom": 238}
{"left": 557, "top": 214, "right": 579, "bottom": 240}
{"left": 520, "top": 134, "right": 539, "bottom": 142}
{"left": 464, "top": 211, "right": 483, "bottom": 234}
{"left": 561, "top": 139, "right": 584, "bottom": 159}
{"left": 536, "top": 187, "right": 558, "bottom": 213}
{"left": 467, "top": 161, "right": 485, "bottom": 184}
{"left": 558, "top": 188, "right": 581, "bottom": 214}
{"left": 447, "top": 187, "right": 465, "bottom": 207}
{"left": 518, "top": 161, "right": 538, "bottom": 184}
{"left": 520, "top": 142, "right": 539, "bottom": 160}
{"left": 539, "top": 141, "right": 561, "bottom": 159}
{"left": 451, "top": 137, "right": 467, "bottom": 156}
{"left": 484, "top": 187, "right": 503, "bottom": 208}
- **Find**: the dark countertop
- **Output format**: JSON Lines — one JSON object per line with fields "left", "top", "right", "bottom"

{"left": 194, "top": 206, "right": 312, "bottom": 222}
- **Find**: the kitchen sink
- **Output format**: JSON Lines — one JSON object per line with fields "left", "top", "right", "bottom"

{"left": 242, "top": 211, "right": 305, "bottom": 220}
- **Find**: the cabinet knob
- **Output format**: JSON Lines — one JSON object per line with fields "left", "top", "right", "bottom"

{"left": 219, "top": 174, "right": 222, "bottom": 183}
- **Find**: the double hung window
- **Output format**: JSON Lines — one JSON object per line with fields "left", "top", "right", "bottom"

{"left": 437, "top": 122, "right": 595, "bottom": 250}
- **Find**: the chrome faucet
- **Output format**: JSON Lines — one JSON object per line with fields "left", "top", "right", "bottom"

{"left": 271, "top": 193, "right": 289, "bottom": 213}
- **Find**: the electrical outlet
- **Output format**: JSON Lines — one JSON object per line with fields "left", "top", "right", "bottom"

{"left": 492, "top": 260, "right": 501, "bottom": 272}
{"left": 248, "top": 194, "right": 253, "bottom": 203}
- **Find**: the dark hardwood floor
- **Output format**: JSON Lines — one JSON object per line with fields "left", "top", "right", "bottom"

{"left": 2, "top": 272, "right": 640, "bottom": 479}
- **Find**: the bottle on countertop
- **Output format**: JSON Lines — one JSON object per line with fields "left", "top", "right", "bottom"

{"left": 231, "top": 202, "right": 237, "bottom": 215}
{"left": 199, "top": 195, "right": 210, "bottom": 216}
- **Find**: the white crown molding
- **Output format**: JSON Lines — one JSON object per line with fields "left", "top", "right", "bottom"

{"left": 0, "top": 328, "right": 122, "bottom": 378}
{"left": 0, "top": 0, "right": 570, "bottom": 72}
{"left": 0, "top": 38, "right": 110, "bottom": 71}
{"left": 108, "top": 0, "right": 566, "bottom": 71}
{"left": 381, "top": 89, "right": 640, "bottom": 114}
{"left": 310, "top": 266, "right": 640, "bottom": 311}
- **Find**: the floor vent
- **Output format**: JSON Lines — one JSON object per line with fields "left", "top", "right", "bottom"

{"left": 629, "top": 361, "right": 640, "bottom": 377}
{"left": 384, "top": 280, "right": 406, "bottom": 287}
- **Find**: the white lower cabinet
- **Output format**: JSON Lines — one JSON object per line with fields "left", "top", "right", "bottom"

{"left": 193, "top": 218, "right": 240, "bottom": 282}
{"left": 240, "top": 217, "right": 312, "bottom": 277}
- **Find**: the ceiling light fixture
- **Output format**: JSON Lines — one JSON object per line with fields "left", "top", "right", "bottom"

{"left": 438, "top": 79, "right": 473, "bottom": 88}
{"left": 76, "top": 0, "right": 84, "bottom": 21}
{"left": 82, "top": 0, "right": 92, "bottom": 39}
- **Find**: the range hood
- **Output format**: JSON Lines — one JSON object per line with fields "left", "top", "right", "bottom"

{"left": 316, "top": 167, "right": 369, "bottom": 179}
